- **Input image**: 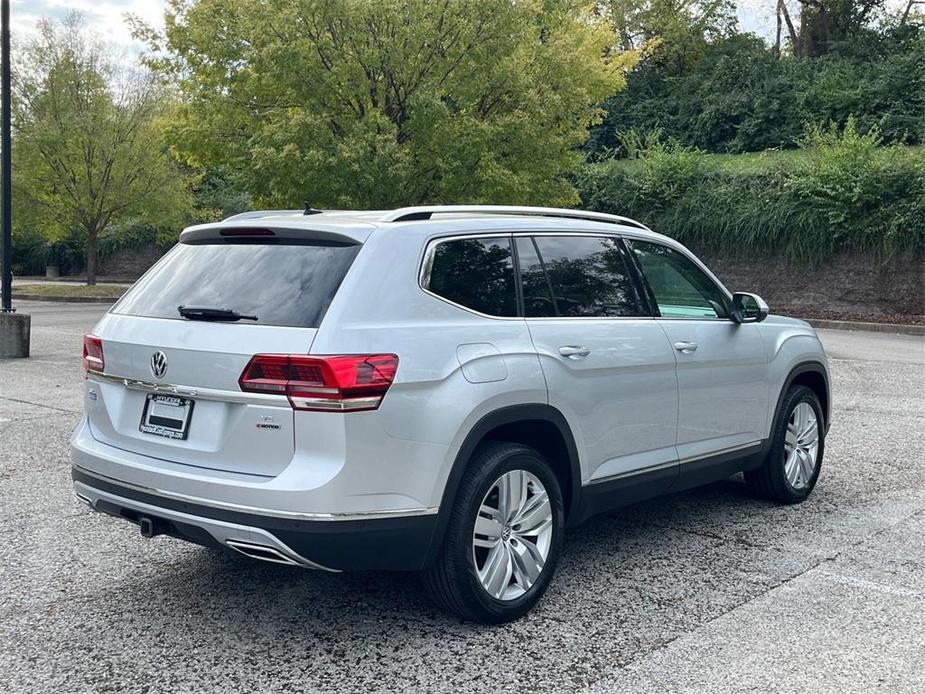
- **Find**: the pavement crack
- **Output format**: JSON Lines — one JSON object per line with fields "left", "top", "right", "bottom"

{"left": 0, "top": 396, "right": 80, "bottom": 415}
{"left": 605, "top": 516, "right": 771, "bottom": 550}
{"left": 585, "top": 506, "right": 925, "bottom": 692}
{"left": 833, "top": 405, "right": 925, "bottom": 418}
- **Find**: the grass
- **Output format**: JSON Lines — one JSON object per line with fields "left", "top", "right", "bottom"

{"left": 14, "top": 283, "right": 127, "bottom": 299}
{"left": 607, "top": 144, "right": 924, "bottom": 175}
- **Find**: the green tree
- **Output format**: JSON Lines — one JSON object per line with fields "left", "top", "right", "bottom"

{"left": 134, "top": 0, "right": 631, "bottom": 209}
{"left": 14, "top": 14, "right": 192, "bottom": 284}
{"left": 777, "top": 0, "right": 888, "bottom": 57}
{"left": 605, "top": 0, "right": 737, "bottom": 69}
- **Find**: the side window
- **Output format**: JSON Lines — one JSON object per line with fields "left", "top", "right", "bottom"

{"left": 426, "top": 236, "right": 517, "bottom": 317}
{"left": 514, "top": 237, "right": 556, "bottom": 317}
{"left": 630, "top": 241, "right": 727, "bottom": 319}
{"left": 516, "top": 235, "right": 645, "bottom": 318}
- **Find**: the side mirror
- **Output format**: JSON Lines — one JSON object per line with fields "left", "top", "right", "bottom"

{"left": 731, "top": 292, "right": 768, "bottom": 324}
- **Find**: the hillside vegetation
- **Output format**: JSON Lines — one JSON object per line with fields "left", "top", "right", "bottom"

{"left": 578, "top": 124, "right": 925, "bottom": 263}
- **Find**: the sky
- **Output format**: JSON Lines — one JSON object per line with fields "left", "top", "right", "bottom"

{"left": 10, "top": 0, "right": 164, "bottom": 54}
{"left": 9, "top": 1, "right": 911, "bottom": 53}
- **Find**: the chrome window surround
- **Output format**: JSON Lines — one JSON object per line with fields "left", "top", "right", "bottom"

{"left": 418, "top": 230, "right": 733, "bottom": 323}
{"left": 624, "top": 238, "right": 734, "bottom": 322}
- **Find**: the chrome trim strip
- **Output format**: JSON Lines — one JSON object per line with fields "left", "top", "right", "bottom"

{"left": 585, "top": 441, "right": 763, "bottom": 486}
{"left": 73, "top": 464, "right": 439, "bottom": 522}
{"left": 678, "top": 441, "right": 762, "bottom": 464}
{"left": 75, "top": 481, "right": 339, "bottom": 571}
{"left": 224, "top": 540, "right": 301, "bottom": 566}
{"left": 417, "top": 231, "right": 664, "bottom": 322}
{"left": 587, "top": 460, "right": 677, "bottom": 485}
{"left": 289, "top": 395, "right": 383, "bottom": 411}
{"left": 88, "top": 371, "right": 291, "bottom": 407}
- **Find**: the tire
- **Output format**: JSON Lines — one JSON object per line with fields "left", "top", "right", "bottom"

{"left": 422, "top": 441, "right": 564, "bottom": 624}
{"left": 745, "top": 385, "right": 825, "bottom": 504}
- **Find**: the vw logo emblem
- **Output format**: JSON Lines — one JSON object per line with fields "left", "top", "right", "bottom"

{"left": 150, "top": 351, "right": 168, "bottom": 379}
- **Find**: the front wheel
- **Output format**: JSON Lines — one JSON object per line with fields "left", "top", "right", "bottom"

{"left": 422, "top": 442, "right": 564, "bottom": 624}
{"left": 746, "top": 385, "right": 825, "bottom": 503}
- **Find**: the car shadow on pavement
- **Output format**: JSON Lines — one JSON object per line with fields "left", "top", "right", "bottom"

{"left": 114, "top": 476, "right": 772, "bottom": 633}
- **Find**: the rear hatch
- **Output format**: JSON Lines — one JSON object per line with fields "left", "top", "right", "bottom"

{"left": 85, "top": 231, "right": 360, "bottom": 477}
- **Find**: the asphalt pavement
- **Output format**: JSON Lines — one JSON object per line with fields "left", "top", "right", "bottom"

{"left": 1, "top": 300, "right": 923, "bottom": 693}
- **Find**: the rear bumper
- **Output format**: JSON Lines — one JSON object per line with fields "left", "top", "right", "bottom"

{"left": 72, "top": 466, "right": 438, "bottom": 571}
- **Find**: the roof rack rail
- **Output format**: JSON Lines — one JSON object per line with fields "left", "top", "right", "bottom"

{"left": 380, "top": 205, "right": 650, "bottom": 230}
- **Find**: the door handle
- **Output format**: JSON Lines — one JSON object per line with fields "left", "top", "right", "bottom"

{"left": 558, "top": 345, "right": 591, "bottom": 359}
{"left": 673, "top": 341, "right": 699, "bottom": 353}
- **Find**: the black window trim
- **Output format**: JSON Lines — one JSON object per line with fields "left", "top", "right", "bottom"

{"left": 420, "top": 232, "right": 520, "bottom": 320}
{"left": 421, "top": 230, "right": 681, "bottom": 321}
{"left": 624, "top": 237, "right": 733, "bottom": 321}
{"left": 111, "top": 238, "right": 361, "bottom": 328}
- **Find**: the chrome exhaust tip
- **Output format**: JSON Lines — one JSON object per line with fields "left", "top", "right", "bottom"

{"left": 225, "top": 539, "right": 301, "bottom": 567}
{"left": 75, "top": 492, "right": 94, "bottom": 508}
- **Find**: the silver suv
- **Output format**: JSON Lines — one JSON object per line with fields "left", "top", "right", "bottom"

{"left": 72, "top": 205, "right": 830, "bottom": 623}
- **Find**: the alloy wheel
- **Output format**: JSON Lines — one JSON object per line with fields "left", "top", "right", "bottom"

{"left": 783, "top": 402, "right": 819, "bottom": 490}
{"left": 472, "top": 469, "right": 553, "bottom": 601}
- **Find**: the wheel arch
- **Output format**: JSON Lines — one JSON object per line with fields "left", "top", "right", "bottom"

{"left": 423, "top": 404, "right": 582, "bottom": 567}
{"left": 777, "top": 361, "right": 831, "bottom": 433}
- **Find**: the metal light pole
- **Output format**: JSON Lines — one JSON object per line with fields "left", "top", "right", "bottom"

{"left": 0, "top": 0, "right": 31, "bottom": 357}
{"left": 0, "top": 0, "right": 10, "bottom": 313}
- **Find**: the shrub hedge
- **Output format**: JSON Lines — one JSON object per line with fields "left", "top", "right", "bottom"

{"left": 586, "top": 28, "right": 925, "bottom": 157}
{"left": 576, "top": 123, "right": 925, "bottom": 263}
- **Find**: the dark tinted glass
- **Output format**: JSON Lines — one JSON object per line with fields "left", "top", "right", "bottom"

{"left": 515, "top": 237, "right": 557, "bottom": 317}
{"left": 113, "top": 241, "right": 359, "bottom": 328}
{"left": 630, "top": 241, "right": 727, "bottom": 319}
{"left": 427, "top": 237, "right": 517, "bottom": 317}
{"left": 522, "top": 236, "right": 644, "bottom": 318}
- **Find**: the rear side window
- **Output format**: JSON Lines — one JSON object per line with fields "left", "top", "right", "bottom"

{"left": 425, "top": 237, "right": 517, "bottom": 317}
{"left": 515, "top": 236, "right": 645, "bottom": 318}
{"left": 113, "top": 241, "right": 359, "bottom": 328}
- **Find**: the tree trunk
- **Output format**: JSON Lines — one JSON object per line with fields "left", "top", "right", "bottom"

{"left": 798, "top": 3, "right": 833, "bottom": 57}
{"left": 779, "top": 1, "right": 799, "bottom": 56}
{"left": 775, "top": 1, "right": 783, "bottom": 57}
{"left": 85, "top": 227, "right": 98, "bottom": 286}
{"left": 901, "top": 0, "right": 922, "bottom": 26}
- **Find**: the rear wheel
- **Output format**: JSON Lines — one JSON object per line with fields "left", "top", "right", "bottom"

{"left": 422, "top": 442, "right": 564, "bottom": 623}
{"left": 746, "top": 385, "right": 825, "bottom": 503}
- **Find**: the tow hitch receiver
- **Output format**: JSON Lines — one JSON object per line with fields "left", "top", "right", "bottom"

{"left": 138, "top": 516, "right": 165, "bottom": 539}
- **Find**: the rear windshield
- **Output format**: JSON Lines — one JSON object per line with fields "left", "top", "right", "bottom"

{"left": 112, "top": 241, "right": 360, "bottom": 328}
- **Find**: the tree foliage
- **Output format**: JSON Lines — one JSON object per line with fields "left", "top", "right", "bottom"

{"left": 587, "top": 22, "right": 925, "bottom": 156}
{"left": 578, "top": 123, "right": 925, "bottom": 262}
{"left": 606, "top": 0, "right": 738, "bottom": 68}
{"left": 780, "top": 0, "right": 888, "bottom": 57}
{"left": 135, "top": 0, "right": 631, "bottom": 209}
{"left": 14, "top": 14, "right": 192, "bottom": 283}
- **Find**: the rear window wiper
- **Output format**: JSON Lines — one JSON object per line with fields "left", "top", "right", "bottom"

{"left": 177, "top": 305, "right": 258, "bottom": 322}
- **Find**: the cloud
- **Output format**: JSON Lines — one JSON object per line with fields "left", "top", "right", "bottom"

{"left": 9, "top": 0, "right": 914, "bottom": 57}
{"left": 10, "top": 0, "right": 164, "bottom": 54}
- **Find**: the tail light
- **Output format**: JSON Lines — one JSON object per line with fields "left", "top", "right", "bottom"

{"left": 238, "top": 354, "right": 399, "bottom": 412}
{"left": 82, "top": 335, "right": 104, "bottom": 377}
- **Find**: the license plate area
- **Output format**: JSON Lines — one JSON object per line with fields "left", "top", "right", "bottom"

{"left": 139, "top": 394, "right": 194, "bottom": 440}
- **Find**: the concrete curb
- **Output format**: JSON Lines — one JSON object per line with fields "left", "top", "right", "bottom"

{"left": 6, "top": 294, "right": 923, "bottom": 335}
{"left": 806, "top": 318, "right": 924, "bottom": 337}
{"left": 9, "top": 293, "right": 118, "bottom": 304}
